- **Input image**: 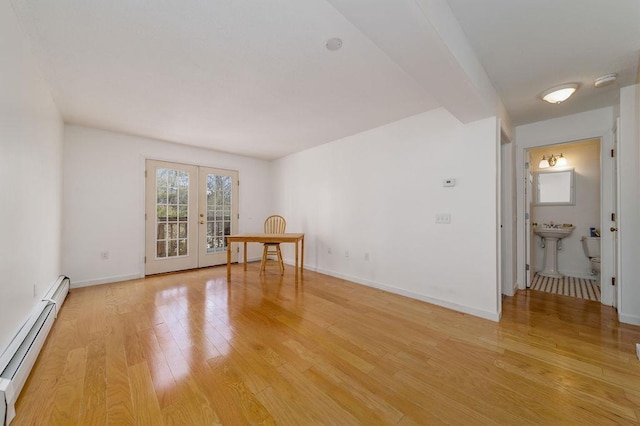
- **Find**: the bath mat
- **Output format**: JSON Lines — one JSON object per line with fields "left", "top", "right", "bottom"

{"left": 530, "top": 273, "right": 600, "bottom": 302}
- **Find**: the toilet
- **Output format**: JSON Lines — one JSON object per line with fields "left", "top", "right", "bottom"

{"left": 581, "top": 236, "right": 600, "bottom": 276}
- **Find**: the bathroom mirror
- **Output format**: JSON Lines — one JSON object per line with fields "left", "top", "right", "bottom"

{"left": 533, "top": 169, "right": 575, "bottom": 205}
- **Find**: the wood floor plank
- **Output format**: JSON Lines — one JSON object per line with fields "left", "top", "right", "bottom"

{"left": 206, "top": 356, "right": 276, "bottom": 425}
{"left": 50, "top": 346, "right": 87, "bottom": 424}
{"left": 423, "top": 346, "right": 616, "bottom": 424}
{"left": 284, "top": 339, "right": 405, "bottom": 424}
{"left": 161, "top": 377, "right": 222, "bottom": 426}
{"left": 12, "top": 264, "right": 640, "bottom": 425}
{"left": 11, "top": 378, "right": 58, "bottom": 425}
{"left": 142, "top": 323, "right": 185, "bottom": 409}
{"left": 256, "top": 384, "right": 326, "bottom": 425}
{"left": 104, "top": 315, "right": 135, "bottom": 425}
{"left": 78, "top": 339, "right": 107, "bottom": 425}
{"left": 274, "top": 362, "right": 361, "bottom": 425}
{"left": 494, "top": 352, "right": 639, "bottom": 422}
{"left": 128, "top": 361, "right": 164, "bottom": 425}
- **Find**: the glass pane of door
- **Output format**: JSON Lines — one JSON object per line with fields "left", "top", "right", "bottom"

{"left": 155, "top": 168, "right": 190, "bottom": 258}
{"left": 205, "top": 174, "right": 232, "bottom": 253}
{"left": 145, "top": 160, "right": 198, "bottom": 274}
{"left": 199, "top": 167, "right": 238, "bottom": 267}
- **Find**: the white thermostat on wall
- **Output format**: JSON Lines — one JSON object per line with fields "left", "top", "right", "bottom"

{"left": 443, "top": 178, "right": 456, "bottom": 187}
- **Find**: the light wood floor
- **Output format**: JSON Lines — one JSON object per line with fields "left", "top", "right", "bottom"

{"left": 13, "top": 263, "right": 640, "bottom": 425}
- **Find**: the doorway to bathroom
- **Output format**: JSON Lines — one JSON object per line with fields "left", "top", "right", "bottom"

{"left": 524, "top": 137, "right": 618, "bottom": 304}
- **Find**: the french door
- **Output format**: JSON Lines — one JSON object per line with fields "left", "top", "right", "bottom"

{"left": 145, "top": 160, "right": 239, "bottom": 275}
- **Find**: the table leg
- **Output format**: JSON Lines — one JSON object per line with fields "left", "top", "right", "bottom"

{"left": 295, "top": 239, "right": 299, "bottom": 281}
{"left": 227, "top": 240, "right": 231, "bottom": 279}
{"left": 301, "top": 236, "right": 304, "bottom": 276}
{"left": 243, "top": 242, "right": 247, "bottom": 270}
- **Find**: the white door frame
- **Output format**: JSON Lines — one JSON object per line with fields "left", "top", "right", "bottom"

{"left": 515, "top": 131, "right": 617, "bottom": 306}
{"left": 599, "top": 129, "right": 618, "bottom": 306}
{"left": 144, "top": 159, "right": 239, "bottom": 275}
{"left": 145, "top": 160, "right": 199, "bottom": 275}
{"left": 496, "top": 119, "right": 503, "bottom": 318}
{"left": 500, "top": 136, "right": 517, "bottom": 296}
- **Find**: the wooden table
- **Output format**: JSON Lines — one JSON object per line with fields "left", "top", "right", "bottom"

{"left": 226, "top": 233, "right": 305, "bottom": 280}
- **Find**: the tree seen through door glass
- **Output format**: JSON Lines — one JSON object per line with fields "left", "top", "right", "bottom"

{"left": 206, "top": 174, "right": 232, "bottom": 253}
{"left": 156, "top": 168, "right": 189, "bottom": 258}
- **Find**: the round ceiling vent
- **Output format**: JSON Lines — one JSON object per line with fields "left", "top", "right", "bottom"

{"left": 325, "top": 38, "right": 343, "bottom": 51}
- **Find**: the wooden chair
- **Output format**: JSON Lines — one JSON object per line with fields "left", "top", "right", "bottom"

{"left": 260, "top": 215, "right": 286, "bottom": 274}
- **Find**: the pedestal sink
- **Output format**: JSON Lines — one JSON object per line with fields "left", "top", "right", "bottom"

{"left": 533, "top": 225, "right": 575, "bottom": 278}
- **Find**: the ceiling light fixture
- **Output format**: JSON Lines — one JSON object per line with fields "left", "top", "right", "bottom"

{"left": 538, "top": 153, "right": 567, "bottom": 169}
{"left": 325, "top": 38, "right": 343, "bottom": 51}
{"left": 541, "top": 83, "right": 579, "bottom": 104}
{"left": 594, "top": 73, "right": 617, "bottom": 88}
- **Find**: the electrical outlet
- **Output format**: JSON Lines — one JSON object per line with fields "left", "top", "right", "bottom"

{"left": 327, "top": 247, "right": 332, "bottom": 254}
{"left": 101, "top": 251, "right": 109, "bottom": 260}
{"left": 345, "top": 250, "right": 349, "bottom": 258}
{"left": 436, "top": 213, "right": 451, "bottom": 224}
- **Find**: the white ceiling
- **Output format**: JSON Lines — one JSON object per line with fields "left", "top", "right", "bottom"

{"left": 11, "top": 0, "right": 640, "bottom": 159}
{"left": 447, "top": 0, "right": 640, "bottom": 126}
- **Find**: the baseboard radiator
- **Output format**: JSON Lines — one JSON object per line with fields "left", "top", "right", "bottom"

{"left": 0, "top": 275, "right": 70, "bottom": 425}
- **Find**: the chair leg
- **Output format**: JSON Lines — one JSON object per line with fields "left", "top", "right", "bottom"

{"left": 276, "top": 245, "right": 284, "bottom": 275}
{"left": 260, "top": 244, "right": 268, "bottom": 274}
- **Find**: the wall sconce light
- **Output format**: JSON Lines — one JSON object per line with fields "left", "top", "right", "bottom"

{"left": 538, "top": 153, "right": 567, "bottom": 169}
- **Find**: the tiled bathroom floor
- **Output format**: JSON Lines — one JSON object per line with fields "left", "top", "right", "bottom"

{"left": 530, "top": 273, "right": 600, "bottom": 301}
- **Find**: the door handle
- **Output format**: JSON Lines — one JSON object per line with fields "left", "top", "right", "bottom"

{"left": 200, "top": 221, "right": 204, "bottom": 225}
{"left": 610, "top": 227, "right": 618, "bottom": 232}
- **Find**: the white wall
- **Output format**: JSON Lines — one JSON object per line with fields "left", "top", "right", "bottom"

{"left": 63, "top": 126, "right": 273, "bottom": 287}
{"left": 618, "top": 84, "right": 640, "bottom": 325}
{"left": 529, "top": 140, "right": 600, "bottom": 279}
{"left": 0, "top": 1, "right": 63, "bottom": 357}
{"left": 273, "top": 109, "right": 500, "bottom": 321}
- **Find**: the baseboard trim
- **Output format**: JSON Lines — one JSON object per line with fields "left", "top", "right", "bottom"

{"left": 502, "top": 279, "right": 518, "bottom": 297}
{"left": 291, "top": 261, "right": 500, "bottom": 322}
{"left": 619, "top": 313, "right": 640, "bottom": 326}
{"left": 70, "top": 273, "right": 142, "bottom": 288}
{"left": 511, "top": 280, "right": 519, "bottom": 296}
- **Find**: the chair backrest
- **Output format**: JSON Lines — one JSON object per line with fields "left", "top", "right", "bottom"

{"left": 264, "top": 215, "right": 286, "bottom": 234}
